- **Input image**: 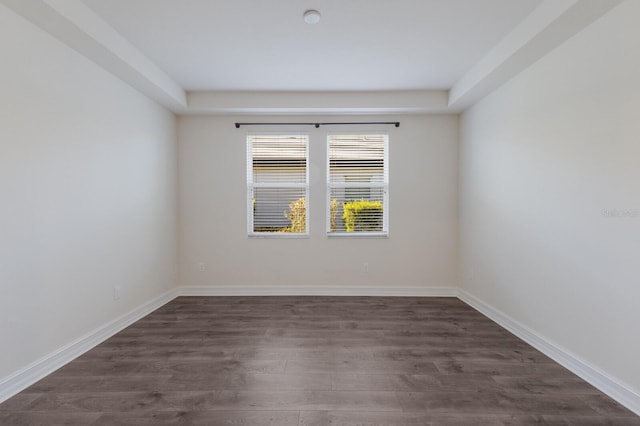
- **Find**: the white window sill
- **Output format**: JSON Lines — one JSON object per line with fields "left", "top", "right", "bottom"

{"left": 327, "top": 232, "right": 388, "bottom": 239}
{"left": 248, "top": 233, "right": 310, "bottom": 239}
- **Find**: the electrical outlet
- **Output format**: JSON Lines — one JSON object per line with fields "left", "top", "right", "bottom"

{"left": 363, "top": 262, "right": 369, "bottom": 273}
{"left": 113, "top": 286, "right": 121, "bottom": 300}
{"left": 198, "top": 262, "right": 206, "bottom": 272}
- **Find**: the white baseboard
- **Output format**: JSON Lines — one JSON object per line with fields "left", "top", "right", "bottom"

{"left": 0, "top": 285, "right": 454, "bottom": 404}
{"left": 458, "top": 289, "right": 640, "bottom": 416}
{"left": 2, "top": 286, "right": 638, "bottom": 417}
{"left": 0, "top": 288, "right": 179, "bottom": 404}
{"left": 177, "top": 285, "right": 459, "bottom": 297}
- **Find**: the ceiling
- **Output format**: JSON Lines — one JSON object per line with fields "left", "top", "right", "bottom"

{"left": 82, "top": 0, "right": 540, "bottom": 92}
{"left": 1, "top": 0, "right": 622, "bottom": 113}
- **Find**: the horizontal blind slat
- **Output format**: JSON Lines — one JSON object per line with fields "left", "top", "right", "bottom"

{"left": 248, "top": 134, "right": 309, "bottom": 234}
{"left": 327, "top": 134, "right": 388, "bottom": 234}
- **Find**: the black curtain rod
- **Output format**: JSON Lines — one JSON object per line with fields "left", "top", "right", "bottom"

{"left": 235, "top": 121, "right": 400, "bottom": 129}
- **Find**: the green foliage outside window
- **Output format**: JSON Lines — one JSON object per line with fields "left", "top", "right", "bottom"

{"left": 342, "top": 200, "right": 383, "bottom": 232}
{"left": 283, "top": 197, "right": 306, "bottom": 233}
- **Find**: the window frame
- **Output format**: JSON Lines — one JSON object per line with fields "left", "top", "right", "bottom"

{"left": 326, "top": 132, "right": 389, "bottom": 238}
{"left": 246, "top": 132, "right": 310, "bottom": 238}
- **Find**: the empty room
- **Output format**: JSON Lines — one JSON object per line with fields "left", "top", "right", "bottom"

{"left": 1, "top": 0, "right": 639, "bottom": 424}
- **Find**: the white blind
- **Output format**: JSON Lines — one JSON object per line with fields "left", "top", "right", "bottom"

{"left": 327, "top": 134, "right": 388, "bottom": 235}
{"left": 247, "top": 135, "right": 308, "bottom": 235}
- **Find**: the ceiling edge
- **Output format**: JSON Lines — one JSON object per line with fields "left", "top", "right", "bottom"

{"left": 448, "top": 0, "right": 623, "bottom": 111}
{"left": 185, "top": 90, "right": 451, "bottom": 116}
{"left": 0, "top": 0, "right": 187, "bottom": 111}
{"left": 3, "top": 0, "right": 621, "bottom": 115}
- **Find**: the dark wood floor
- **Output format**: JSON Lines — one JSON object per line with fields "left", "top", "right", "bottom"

{"left": 1, "top": 296, "right": 638, "bottom": 425}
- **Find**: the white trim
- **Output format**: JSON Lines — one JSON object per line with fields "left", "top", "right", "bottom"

{"left": 1, "top": 285, "right": 453, "bottom": 404}
{"left": 2, "top": 286, "right": 638, "bottom": 417}
{"left": 0, "top": 288, "right": 179, "bottom": 404}
{"left": 458, "top": 289, "right": 640, "bottom": 416}
{"left": 248, "top": 233, "right": 310, "bottom": 239}
{"left": 326, "top": 133, "right": 389, "bottom": 235}
{"left": 247, "top": 133, "right": 310, "bottom": 237}
{"left": 327, "top": 232, "right": 389, "bottom": 239}
{"left": 178, "top": 285, "right": 458, "bottom": 297}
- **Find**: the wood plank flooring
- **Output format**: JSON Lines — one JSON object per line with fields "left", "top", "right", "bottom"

{"left": 1, "top": 296, "right": 638, "bottom": 425}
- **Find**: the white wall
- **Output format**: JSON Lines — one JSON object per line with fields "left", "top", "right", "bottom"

{"left": 460, "top": 0, "right": 640, "bottom": 396}
{"left": 0, "top": 5, "right": 177, "bottom": 380}
{"left": 178, "top": 114, "right": 458, "bottom": 290}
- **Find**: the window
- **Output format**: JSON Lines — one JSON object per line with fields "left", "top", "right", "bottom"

{"left": 327, "top": 134, "right": 388, "bottom": 236}
{"left": 247, "top": 134, "right": 308, "bottom": 236}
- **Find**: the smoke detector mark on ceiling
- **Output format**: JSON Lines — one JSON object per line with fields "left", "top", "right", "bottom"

{"left": 303, "top": 10, "right": 321, "bottom": 24}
